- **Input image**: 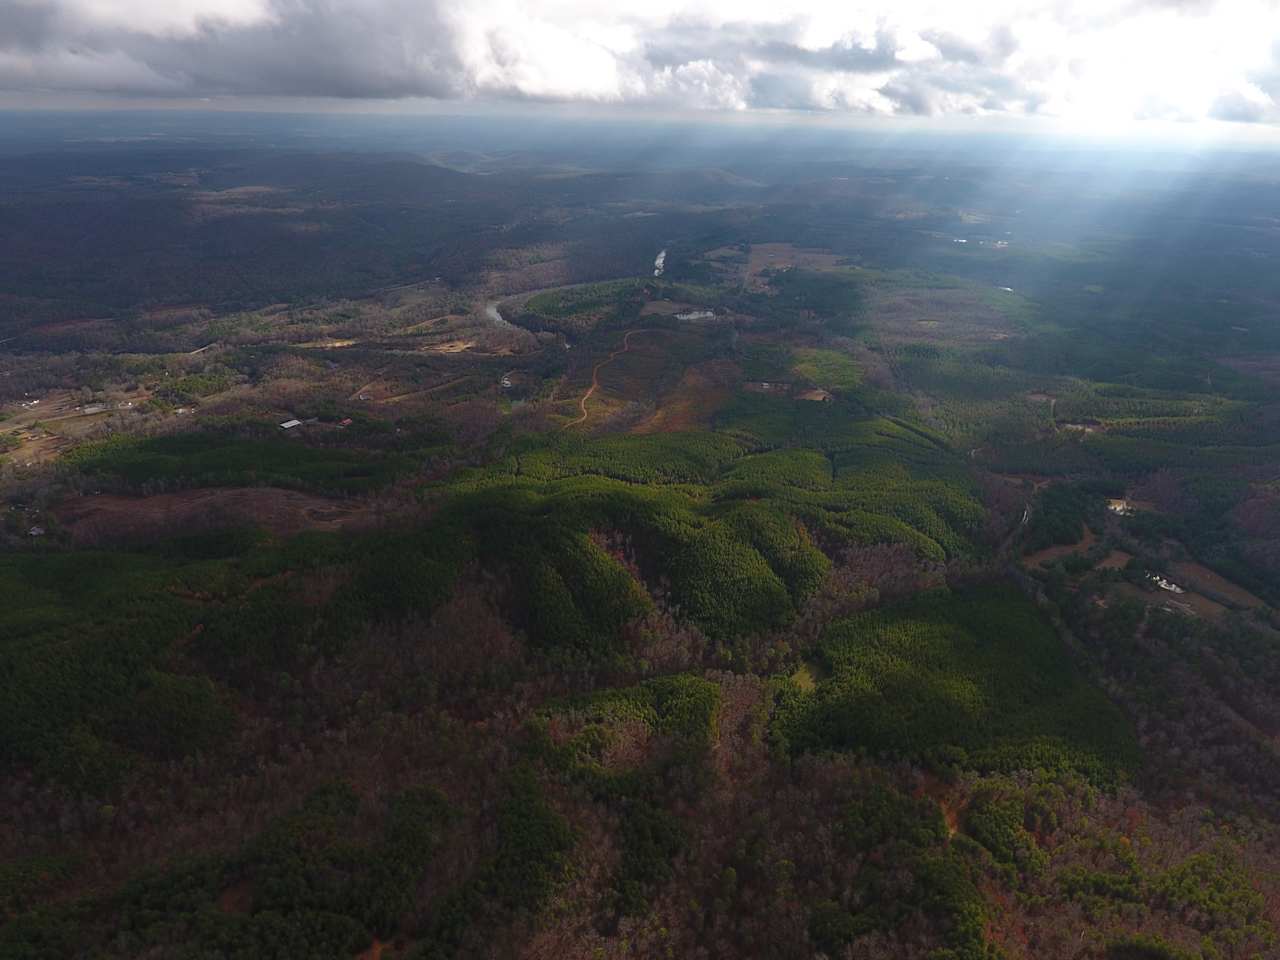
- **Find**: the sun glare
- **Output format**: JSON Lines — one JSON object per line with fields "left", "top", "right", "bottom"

{"left": 1044, "top": 3, "right": 1278, "bottom": 131}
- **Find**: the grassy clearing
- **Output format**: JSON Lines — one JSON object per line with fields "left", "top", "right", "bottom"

{"left": 790, "top": 347, "right": 861, "bottom": 391}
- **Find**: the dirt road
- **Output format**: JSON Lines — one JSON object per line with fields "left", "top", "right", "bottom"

{"left": 566, "top": 329, "right": 657, "bottom": 428}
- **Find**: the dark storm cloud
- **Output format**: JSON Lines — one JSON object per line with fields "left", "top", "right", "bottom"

{"left": 130, "top": 0, "right": 463, "bottom": 98}
{"left": 0, "top": 0, "right": 58, "bottom": 51}
{"left": 0, "top": 0, "right": 463, "bottom": 98}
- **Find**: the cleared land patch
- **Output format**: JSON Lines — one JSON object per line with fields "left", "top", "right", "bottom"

{"left": 790, "top": 347, "right": 861, "bottom": 391}
{"left": 1096, "top": 549, "right": 1133, "bottom": 570}
{"left": 744, "top": 243, "right": 849, "bottom": 292}
{"left": 54, "top": 487, "right": 372, "bottom": 545}
{"left": 866, "top": 281, "right": 1029, "bottom": 347}
{"left": 633, "top": 360, "right": 740, "bottom": 434}
{"left": 1171, "top": 560, "right": 1265, "bottom": 609}
{"left": 566, "top": 329, "right": 663, "bottom": 428}
{"left": 1024, "top": 525, "right": 1098, "bottom": 568}
{"left": 639, "top": 300, "right": 704, "bottom": 317}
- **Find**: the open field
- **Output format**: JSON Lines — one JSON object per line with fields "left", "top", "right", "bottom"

{"left": 1024, "top": 525, "right": 1097, "bottom": 567}
{"left": 1176, "top": 589, "right": 1230, "bottom": 619}
{"left": 744, "top": 243, "right": 849, "bottom": 291}
{"left": 633, "top": 359, "right": 740, "bottom": 433}
{"left": 3, "top": 388, "right": 152, "bottom": 467}
{"left": 1114, "top": 580, "right": 1230, "bottom": 620}
{"left": 639, "top": 300, "right": 709, "bottom": 317}
{"left": 1096, "top": 549, "right": 1133, "bottom": 570}
{"left": 865, "top": 282, "right": 1029, "bottom": 347}
{"left": 1171, "top": 560, "right": 1265, "bottom": 609}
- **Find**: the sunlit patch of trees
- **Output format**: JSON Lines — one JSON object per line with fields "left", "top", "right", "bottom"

{"left": 772, "top": 588, "right": 1139, "bottom": 783}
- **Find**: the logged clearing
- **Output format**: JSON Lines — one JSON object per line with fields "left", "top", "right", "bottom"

{"left": 1096, "top": 550, "right": 1133, "bottom": 570}
{"left": 378, "top": 377, "right": 475, "bottom": 405}
{"left": 566, "top": 328, "right": 661, "bottom": 428}
{"left": 639, "top": 300, "right": 702, "bottom": 316}
{"left": 1024, "top": 526, "right": 1097, "bottom": 567}
{"left": 702, "top": 245, "right": 741, "bottom": 260}
{"left": 1171, "top": 561, "right": 1265, "bottom": 609}
{"left": 1113, "top": 580, "right": 1230, "bottom": 621}
{"left": 31, "top": 317, "right": 116, "bottom": 339}
{"left": 634, "top": 360, "right": 739, "bottom": 434}
{"left": 867, "top": 285, "right": 1022, "bottom": 347}
{"left": 996, "top": 473, "right": 1053, "bottom": 491}
{"left": 1220, "top": 353, "right": 1280, "bottom": 387}
{"left": 744, "top": 243, "right": 848, "bottom": 291}
{"left": 418, "top": 339, "right": 476, "bottom": 354}
{"left": 397, "top": 315, "right": 452, "bottom": 334}
{"left": 4, "top": 433, "right": 70, "bottom": 466}
{"left": 1178, "top": 591, "right": 1230, "bottom": 619}
{"left": 54, "top": 487, "right": 372, "bottom": 545}
{"left": 295, "top": 338, "right": 358, "bottom": 349}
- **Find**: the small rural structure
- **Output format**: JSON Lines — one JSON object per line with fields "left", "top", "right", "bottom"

{"left": 1149, "top": 574, "right": 1185, "bottom": 594}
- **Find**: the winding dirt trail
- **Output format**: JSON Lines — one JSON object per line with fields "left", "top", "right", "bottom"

{"left": 566, "top": 328, "right": 657, "bottom": 428}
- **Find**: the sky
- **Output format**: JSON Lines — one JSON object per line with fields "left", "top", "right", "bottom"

{"left": 3, "top": 0, "right": 1280, "bottom": 132}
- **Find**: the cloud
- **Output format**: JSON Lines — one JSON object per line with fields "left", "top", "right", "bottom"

{"left": 645, "top": 23, "right": 900, "bottom": 75}
{"left": 0, "top": 0, "right": 59, "bottom": 51}
{"left": 1, "top": 0, "right": 1280, "bottom": 125}
{"left": 0, "top": 49, "right": 181, "bottom": 94}
{"left": 135, "top": 0, "right": 464, "bottom": 99}
{"left": 1209, "top": 85, "right": 1276, "bottom": 123}
{"left": 919, "top": 26, "right": 1017, "bottom": 68}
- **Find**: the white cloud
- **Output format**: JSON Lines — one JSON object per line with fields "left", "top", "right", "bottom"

{"left": 2, "top": 0, "right": 1280, "bottom": 126}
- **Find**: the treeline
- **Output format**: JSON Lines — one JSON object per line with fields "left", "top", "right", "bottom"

{"left": 62, "top": 419, "right": 444, "bottom": 496}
